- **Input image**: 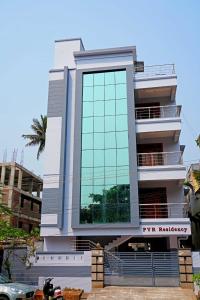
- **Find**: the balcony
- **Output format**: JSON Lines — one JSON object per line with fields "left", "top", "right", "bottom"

{"left": 137, "top": 151, "right": 182, "bottom": 167}
{"left": 135, "top": 64, "right": 175, "bottom": 80}
{"left": 134, "top": 64, "right": 177, "bottom": 101}
{"left": 137, "top": 151, "right": 186, "bottom": 182}
{"left": 135, "top": 105, "right": 181, "bottom": 120}
{"left": 139, "top": 202, "right": 188, "bottom": 219}
{"left": 135, "top": 105, "right": 181, "bottom": 140}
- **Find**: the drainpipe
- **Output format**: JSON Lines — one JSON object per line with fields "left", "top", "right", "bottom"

{"left": 178, "top": 236, "right": 189, "bottom": 248}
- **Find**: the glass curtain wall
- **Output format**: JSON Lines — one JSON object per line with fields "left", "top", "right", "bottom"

{"left": 80, "top": 70, "right": 130, "bottom": 224}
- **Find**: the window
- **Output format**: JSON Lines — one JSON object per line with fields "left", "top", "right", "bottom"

{"left": 29, "top": 224, "right": 33, "bottom": 233}
{"left": 80, "top": 70, "right": 130, "bottom": 224}
{"left": 20, "top": 198, "right": 24, "bottom": 208}
{"left": 18, "top": 221, "right": 23, "bottom": 228}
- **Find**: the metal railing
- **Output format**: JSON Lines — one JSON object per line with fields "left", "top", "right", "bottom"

{"left": 104, "top": 250, "right": 122, "bottom": 274}
{"left": 135, "top": 64, "right": 175, "bottom": 80}
{"left": 139, "top": 202, "right": 188, "bottom": 219}
{"left": 72, "top": 239, "right": 98, "bottom": 251}
{"left": 135, "top": 105, "right": 181, "bottom": 120}
{"left": 137, "top": 151, "right": 183, "bottom": 167}
{"left": 104, "top": 251, "right": 180, "bottom": 287}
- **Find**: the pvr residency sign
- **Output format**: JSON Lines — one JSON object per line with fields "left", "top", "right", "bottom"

{"left": 141, "top": 224, "right": 191, "bottom": 235}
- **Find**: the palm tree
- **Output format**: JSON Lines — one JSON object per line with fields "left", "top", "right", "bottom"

{"left": 196, "top": 135, "right": 200, "bottom": 148}
{"left": 22, "top": 115, "right": 47, "bottom": 159}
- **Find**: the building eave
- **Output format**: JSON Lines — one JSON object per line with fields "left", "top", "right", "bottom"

{"left": 74, "top": 46, "right": 137, "bottom": 60}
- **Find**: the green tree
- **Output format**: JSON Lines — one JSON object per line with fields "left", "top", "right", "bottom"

{"left": 0, "top": 222, "right": 40, "bottom": 280}
{"left": 22, "top": 115, "right": 47, "bottom": 159}
{"left": 80, "top": 184, "right": 130, "bottom": 224}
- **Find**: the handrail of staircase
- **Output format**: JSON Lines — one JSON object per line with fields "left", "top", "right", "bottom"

{"left": 73, "top": 239, "right": 100, "bottom": 251}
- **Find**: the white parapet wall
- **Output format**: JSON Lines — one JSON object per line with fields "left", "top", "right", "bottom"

{"left": 33, "top": 251, "right": 91, "bottom": 267}
{"left": 32, "top": 251, "right": 92, "bottom": 292}
{"left": 38, "top": 276, "right": 91, "bottom": 292}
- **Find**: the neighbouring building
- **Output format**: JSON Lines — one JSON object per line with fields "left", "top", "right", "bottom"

{"left": 185, "top": 163, "right": 200, "bottom": 250}
{"left": 0, "top": 162, "right": 42, "bottom": 232}
{"left": 33, "top": 38, "right": 191, "bottom": 291}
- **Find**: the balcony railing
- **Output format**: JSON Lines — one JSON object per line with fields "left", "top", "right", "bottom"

{"left": 139, "top": 202, "right": 188, "bottom": 219}
{"left": 135, "top": 105, "right": 181, "bottom": 120}
{"left": 135, "top": 64, "right": 176, "bottom": 80}
{"left": 137, "top": 151, "right": 183, "bottom": 167}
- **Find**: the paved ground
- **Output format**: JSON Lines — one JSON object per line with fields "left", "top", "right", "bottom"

{"left": 88, "top": 286, "right": 196, "bottom": 300}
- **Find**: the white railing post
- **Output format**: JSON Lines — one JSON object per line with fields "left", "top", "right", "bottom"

{"left": 137, "top": 151, "right": 182, "bottom": 167}
{"left": 135, "top": 105, "right": 180, "bottom": 120}
{"left": 139, "top": 202, "right": 187, "bottom": 219}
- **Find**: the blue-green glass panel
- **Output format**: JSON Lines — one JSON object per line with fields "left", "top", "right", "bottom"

{"left": 82, "top": 150, "right": 93, "bottom": 167}
{"left": 105, "top": 100, "right": 115, "bottom": 116}
{"left": 94, "top": 73, "right": 104, "bottom": 85}
{"left": 105, "top": 149, "right": 116, "bottom": 166}
{"left": 81, "top": 185, "right": 93, "bottom": 205}
{"left": 81, "top": 168, "right": 93, "bottom": 185}
{"left": 83, "top": 102, "right": 93, "bottom": 117}
{"left": 116, "top": 84, "right": 127, "bottom": 99}
{"left": 105, "top": 72, "right": 115, "bottom": 85}
{"left": 94, "top": 101, "right": 104, "bottom": 116}
{"left": 116, "top": 99, "right": 127, "bottom": 115}
{"left": 93, "top": 185, "right": 104, "bottom": 195}
{"left": 105, "top": 166, "right": 116, "bottom": 185}
{"left": 116, "top": 115, "right": 128, "bottom": 131}
{"left": 94, "top": 86, "right": 104, "bottom": 101}
{"left": 81, "top": 70, "right": 130, "bottom": 224}
{"left": 105, "top": 116, "right": 115, "bottom": 132}
{"left": 116, "top": 131, "right": 128, "bottom": 148}
{"left": 94, "top": 116, "right": 104, "bottom": 132}
{"left": 82, "top": 133, "right": 93, "bottom": 150}
{"left": 115, "top": 70, "right": 126, "bottom": 84}
{"left": 83, "top": 87, "right": 93, "bottom": 101}
{"left": 105, "top": 132, "right": 116, "bottom": 149}
{"left": 117, "top": 148, "right": 129, "bottom": 166}
{"left": 116, "top": 166, "right": 129, "bottom": 185}
{"left": 94, "top": 149, "right": 104, "bottom": 167}
{"left": 105, "top": 85, "right": 115, "bottom": 100}
{"left": 94, "top": 132, "right": 104, "bottom": 149}
{"left": 83, "top": 74, "right": 93, "bottom": 86}
{"left": 94, "top": 167, "right": 104, "bottom": 185}
{"left": 82, "top": 117, "right": 93, "bottom": 133}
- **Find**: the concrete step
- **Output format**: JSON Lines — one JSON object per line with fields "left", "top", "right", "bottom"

{"left": 88, "top": 287, "right": 196, "bottom": 300}
{"left": 105, "top": 236, "right": 132, "bottom": 251}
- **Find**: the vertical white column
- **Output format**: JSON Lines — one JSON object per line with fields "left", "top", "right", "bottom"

{"left": 0, "top": 166, "right": 6, "bottom": 184}
{"left": 17, "top": 169, "right": 23, "bottom": 189}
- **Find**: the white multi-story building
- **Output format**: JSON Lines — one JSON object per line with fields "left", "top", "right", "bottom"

{"left": 37, "top": 38, "right": 191, "bottom": 290}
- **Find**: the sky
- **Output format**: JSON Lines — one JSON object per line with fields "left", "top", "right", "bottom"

{"left": 0, "top": 0, "right": 199, "bottom": 177}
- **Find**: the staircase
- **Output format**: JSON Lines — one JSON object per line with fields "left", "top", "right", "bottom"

{"left": 88, "top": 287, "right": 196, "bottom": 300}
{"left": 104, "top": 236, "right": 132, "bottom": 251}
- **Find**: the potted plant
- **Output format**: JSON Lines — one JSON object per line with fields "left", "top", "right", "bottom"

{"left": 62, "top": 287, "right": 83, "bottom": 300}
{"left": 34, "top": 289, "right": 44, "bottom": 300}
{"left": 193, "top": 274, "right": 200, "bottom": 299}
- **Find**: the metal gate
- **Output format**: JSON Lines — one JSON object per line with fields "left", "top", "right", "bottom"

{"left": 104, "top": 251, "right": 180, "bottom": 287}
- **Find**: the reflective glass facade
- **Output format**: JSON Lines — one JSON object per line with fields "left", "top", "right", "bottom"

{"left": 80, "top": 70, "right": 130, "bottom": 224}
